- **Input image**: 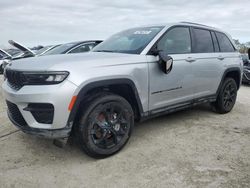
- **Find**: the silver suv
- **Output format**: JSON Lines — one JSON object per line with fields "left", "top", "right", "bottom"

{"left": 2, "top": 22, "right": 243, "bottom": 158}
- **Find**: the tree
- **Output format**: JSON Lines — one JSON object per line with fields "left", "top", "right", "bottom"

{"left": 233, "top": 39, "right": 249, "bottom": 53}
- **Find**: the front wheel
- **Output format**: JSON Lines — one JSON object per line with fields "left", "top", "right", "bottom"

{"left": 212, "top": 78, "right": 238, "bottom": 114}
{"left": 75, "top": 93, "right": 134, "bottom": 158}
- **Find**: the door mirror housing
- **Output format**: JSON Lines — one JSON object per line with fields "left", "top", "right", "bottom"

{"left": 158, "top": 51, "right": 173, "bottom": 74}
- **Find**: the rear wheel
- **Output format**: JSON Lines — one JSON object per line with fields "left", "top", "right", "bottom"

{"left": 212, "top": 78, "right": 237, "bottom": 114}
{"left": 75, "top": 93, "right": 134, "bottom": 158}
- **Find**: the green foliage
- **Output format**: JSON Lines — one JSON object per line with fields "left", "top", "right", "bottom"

{"left": 233, "top": 39, "right": 250, "bottom": 53}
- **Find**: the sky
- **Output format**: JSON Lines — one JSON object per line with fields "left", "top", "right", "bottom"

{"left": 0, "top": 0, "right": 249, "bottom": 48}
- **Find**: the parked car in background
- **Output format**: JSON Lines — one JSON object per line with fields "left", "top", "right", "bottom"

{"left": 0, "top": 40, "right": 102, "bottom": 74}
{"left": 0, "top": 49, "right": 12, "bottom": 60}
{"left": 0, "top": 49, "right": 12, "bottom": 74}
{"left": 2, "top": 22, "right": 242, "bottom": 158}
{"left": 41, "top": 40, "right": 102, "bottom": 56}
{"left": 5, "top": 48, "right": 22, "bottom": 56}
{"left": 242, "top": 51, "right": 250, "bottom": 84}
{"left": 241, "top": 54, "right": 249, "bottom": 66}
{"left": 0, "top": 40, "right": 36, "bottom": 74}
{"left": 8, "top": 40, "right": 36, "bottom": 60}
{"left": 35, "top": 45, "right": 60, "bottom": 56}
{"left": 30, "top": 45, "right": 44, "bottom": 53}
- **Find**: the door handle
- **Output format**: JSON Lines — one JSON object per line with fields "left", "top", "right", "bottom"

{"left": 217, "top": 55, "right": 225, "bottom": 60}
{"left": 185, "top": 57, "right": 196, "bottom": 63}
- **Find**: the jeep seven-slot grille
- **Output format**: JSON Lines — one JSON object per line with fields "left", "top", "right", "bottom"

{"left": 5, "top": 69, "right": 25, "bottom": 90}
{"left": 6, "top": 101, "right": 28, "bottom": 127}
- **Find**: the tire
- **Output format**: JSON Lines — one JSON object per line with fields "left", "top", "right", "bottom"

{"left": 212, "top": 78, "right": 238, "bottom": 114}
{"left": 75, "top": 92, "right": 134, "bottom": 158}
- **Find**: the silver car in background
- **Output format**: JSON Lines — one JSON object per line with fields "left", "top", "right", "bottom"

{"left": 2, "top": 22, "right": 242, "bottom": 158}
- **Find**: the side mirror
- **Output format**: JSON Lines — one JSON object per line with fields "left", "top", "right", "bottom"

{"left": 158, "top": 51, "right": 173, "bottom": 74}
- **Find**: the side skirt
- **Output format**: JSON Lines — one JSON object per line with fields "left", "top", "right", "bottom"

{"left": 140, "top": 95, "right": 216, "bottom": 122}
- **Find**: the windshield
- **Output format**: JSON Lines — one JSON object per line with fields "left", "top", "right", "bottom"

{"left": 93, "top": 26, "right": 164, "bottom": 54}
{"left": 42, "top": 42, "right": 78, "bottom": 55}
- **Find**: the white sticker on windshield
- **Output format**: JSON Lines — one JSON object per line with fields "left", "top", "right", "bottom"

{"left": 134, "top": 30, "right": 152, "bottom": 35}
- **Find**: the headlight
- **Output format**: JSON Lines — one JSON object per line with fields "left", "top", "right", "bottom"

{"left": 22, "top": 71, "right": 69, "bottom": 85}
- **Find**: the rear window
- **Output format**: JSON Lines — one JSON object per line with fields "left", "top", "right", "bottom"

{"left": 193, "top": 28, "right": 214, "bottom": 53}
{"left": 215, "top": 32, "right": 235, "bottom": 52}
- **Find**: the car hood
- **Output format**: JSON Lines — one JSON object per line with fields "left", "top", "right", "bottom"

{"left": 8, "top": 40, "right": 35, "bottom": 57}
{"left": 6, "top": 52, "right": 146, "bottom": 71}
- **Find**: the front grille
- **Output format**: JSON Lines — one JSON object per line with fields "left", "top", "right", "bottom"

{"left": 5, "top": 69, "right": 25, "bottom": 90}
{"left": 6, "top": 101, "right": 28, "bottom": 127}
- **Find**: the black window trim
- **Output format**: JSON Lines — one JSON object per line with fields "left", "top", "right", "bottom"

{"left": 211, "top": 31, "right": 220, "bottom": 52}
{"left": 147, "top": 25, "right": 236, "bottom": 55}
{"left": 210, "top": 31, "right": 216, "bottom": 52}
{"left": 147, "top": 25, "right": 193, "bottom": 55}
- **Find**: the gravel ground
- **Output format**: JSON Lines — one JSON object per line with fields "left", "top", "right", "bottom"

{"left": 0, "top": 76, "right": 249, "bottom": 188}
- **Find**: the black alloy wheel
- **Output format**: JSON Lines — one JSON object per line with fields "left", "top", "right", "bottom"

{"left": 75, "top": 92, "right": 134, "bottom": 158}
{"left": 212, "top": 78, "right": 237, "bottom": 114}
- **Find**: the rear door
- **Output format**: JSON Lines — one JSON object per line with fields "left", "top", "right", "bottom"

{"left": 190, "top": 28, "right": 223, "bottom": 98}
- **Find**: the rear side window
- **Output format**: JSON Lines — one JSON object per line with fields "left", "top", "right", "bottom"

{"left": 211, "top": 32, "right": 220, "bottom": 52}
{"left": 157, "top": 27, "right": 191, "bottom": 54}
{"left": 215, "top": 32, "right": 235, "bottom": 52}
{"left": 193, "top": 28, "right": 214, "bottom": 53}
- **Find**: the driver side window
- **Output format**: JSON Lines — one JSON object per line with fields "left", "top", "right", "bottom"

{"left": 157, "top": 27, "right": 191, "bottom": 54}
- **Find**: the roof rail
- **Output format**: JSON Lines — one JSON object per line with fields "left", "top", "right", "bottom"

{"left": 180, "top": 21, "right": 211, "bottom": 27}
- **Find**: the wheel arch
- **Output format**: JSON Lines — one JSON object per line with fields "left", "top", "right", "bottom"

{"left": 66, "top": 78, "right": 144, "bottom": 130}
{"left": 217, "top": 67, "right": 241, "bottom": 95}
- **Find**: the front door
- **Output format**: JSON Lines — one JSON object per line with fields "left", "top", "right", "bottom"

{"left": 148, "top": 26, "right": 195, "bottom": 111}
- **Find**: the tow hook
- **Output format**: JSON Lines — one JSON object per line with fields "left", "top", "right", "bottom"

{"left": 53, "top": 137, "right": 69, "bottom": 148}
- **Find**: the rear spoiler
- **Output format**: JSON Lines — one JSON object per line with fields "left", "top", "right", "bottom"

{"left": 8, "top": 40, "right": 35, "bottom": 57}
{"left": 0, "top": 48, "right": 12, "bottom": 59}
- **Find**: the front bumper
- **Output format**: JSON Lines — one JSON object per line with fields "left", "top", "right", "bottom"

{"left": 2, "top": 79, "right": 78, "bottom": 138}
{"left": 8, "top": 111, "right": 71, "bottom": 138}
